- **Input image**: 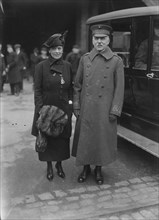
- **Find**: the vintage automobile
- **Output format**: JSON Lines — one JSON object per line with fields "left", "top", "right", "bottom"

{"left": 87, "top": 6, "right": 159, "bottom": 157}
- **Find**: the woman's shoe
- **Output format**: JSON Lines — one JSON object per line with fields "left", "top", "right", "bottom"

{"left": 78, "top": 165, "right": 91, "bottom": 183}
{"left": 94, "top": 166, "right": 104, "bottom": 185}
{"left": 55, "top": 162, "right": 65, "bottom": 179}
{"left": 47, "top": 162, "right": 54, "bottom": 181}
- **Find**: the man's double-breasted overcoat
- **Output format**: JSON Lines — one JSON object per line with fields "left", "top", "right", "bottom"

{"left": 72, "top": 47, "right": 124, "bottom": 166}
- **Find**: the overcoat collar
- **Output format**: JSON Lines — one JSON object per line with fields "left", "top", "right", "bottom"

{"left": 49, "top": 56, "right": 63, "bottom": 66}
{"left": 49, "top": 56, "right": 64, "bottom": 74}
{"left": 89, "top": 47, "right": 114, "bottom": 61}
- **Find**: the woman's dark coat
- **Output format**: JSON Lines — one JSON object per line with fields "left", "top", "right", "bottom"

{"left": 6, "top": 52, "right": 22, "bottom": 84}
{"left": 72, "top": 47, "right": 124, "bottom": 166}
{"left": 31, "top": 57, "right": 73, "bottom": 161}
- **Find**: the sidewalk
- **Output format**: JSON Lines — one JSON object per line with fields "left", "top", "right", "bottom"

{"left": 5, "top": 175, "right": 159, "bottom": 219}
{"left": 1, "top": 81, "right": 159, "bottom": 220}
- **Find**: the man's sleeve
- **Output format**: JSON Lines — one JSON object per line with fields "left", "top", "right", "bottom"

{"left": 73, "top": 56, "right": 84, "bottom": 110}
{"left": 110, "top": 58, "right": 125, "bottom": 117}
{"left": 68, "top": 63, "right": 73, "bottom": 101}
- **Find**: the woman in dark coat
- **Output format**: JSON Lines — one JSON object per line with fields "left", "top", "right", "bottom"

{"left": 31, "top": 32, "right": 73, "bottom": 181}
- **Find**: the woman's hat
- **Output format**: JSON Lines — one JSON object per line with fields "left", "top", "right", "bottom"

{"left": 43, "top": 31, "right": 68, "bottom": 48}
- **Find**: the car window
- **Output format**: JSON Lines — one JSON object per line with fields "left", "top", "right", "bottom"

{"left": 151, "top": 18, "right": 159, "bottom": 71}
{"left": 111, "top": 19, "right": 131, "bottom": 68}
{"left": 133, "top": 17, "right": 149, "bottom": 70}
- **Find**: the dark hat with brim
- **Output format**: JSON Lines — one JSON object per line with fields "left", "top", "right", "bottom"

{"left": 14, "top": 44, "right": 21, "bottom": 49}
{"left": 73, "top": 44, "right": 80, "bottom": 49}
{"left": 91, "top": 24, "right": 112, "bottom": 36}
{"left": 41, "top": 46, "right": 48, "bottom": 51}
{"left": 7, "top": 44, "right": 12, "bottom": 48}
{"left": 43, "top": 31, "right": 68, "bottom": 49}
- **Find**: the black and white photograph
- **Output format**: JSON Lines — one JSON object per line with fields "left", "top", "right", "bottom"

{"left": 0, "top": 0, "right": 159, "bottom": 219}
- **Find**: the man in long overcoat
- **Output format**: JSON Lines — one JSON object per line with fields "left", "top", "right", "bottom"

{"left": 6, "top": 44, "right": 21, "bottom": 95}
{"left": 0, "top": 43, "right": 6, "bottom": 93}
{"left": 14, "top": 44, "right": 27, "bottom": 91}
{"left": 65, "top": 44, "right": 81, "bottom": 83}
{"left": 72, "top": 24, "right": 124, "bottom": 185}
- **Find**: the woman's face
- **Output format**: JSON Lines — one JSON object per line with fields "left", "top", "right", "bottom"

{"left": 49, "top": 46, "right": 63, "bottom": 59}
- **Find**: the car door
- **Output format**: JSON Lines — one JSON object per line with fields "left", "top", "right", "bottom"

{"left": 111, "top": 18, "right": 133, "bottom": 115}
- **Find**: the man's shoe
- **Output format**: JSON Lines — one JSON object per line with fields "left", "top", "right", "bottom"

{"left": 94, "top": 166, "right": 104, "bottom": 185}
{"left": 78, "top": 165, "right": 91, "bottom": 183}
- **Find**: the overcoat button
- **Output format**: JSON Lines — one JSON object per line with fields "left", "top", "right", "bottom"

{"left": 86, "top": 74, "right": 89, "bottom": 77}
{"left": 86, "top": 93, "right": 89, "bottom": 96}
{"left": 104, "top": 75, "right": 107, "bottom": 78}
{"left": 101, "top": 85, "right": 104, "bottom": 88}
{"left": 99, "top": 94, "right": 102, "bottom": 97}
{"left": 86, "top": 84, "right": 89, "bottom": 87}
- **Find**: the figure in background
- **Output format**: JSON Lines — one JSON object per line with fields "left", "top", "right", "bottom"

{"left": 65, "top": 44, "right": 81, "bottom": 83}
{"left": 6, "top": 44, "right": 21, "bottom": 96}
{"left": 39, "top": 46, "right": 48, "bottom": 62}
{"left": 72, "top": 24, "right": 124, "bottom": 185}
{"left": 22, "top": 49, "right": 29, "bottom": 81}
{"left": 0, "top": 43, "right": 6, "bottom": 93}
{"left": 30, "top": 48, "right": 40, "bottom": 81}
{"left": 31, "top": 32, "right": 73, "bottom": 181}
{"left": 135, "top": 21, "right": 159, "bottom": 69}
{"left": 14, "top": 44, "right": 27, "bottom": 91}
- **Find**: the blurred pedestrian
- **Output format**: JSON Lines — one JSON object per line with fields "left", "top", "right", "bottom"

{"left": 30, "top": 47, "right": 41, "bottom": 90}
{"left": 31, "top": 32, "right": 73, "bottom": 181}
{"left": 72, "top": 24, "right": 124, "bottom": 185}
{"left": 30, "top": 47, "right": 40, "bottom": 81}
{"left": 39, "top": 46, "right": 48, "bottom": 62}
{"left": 6, "top": 44, "right": 21, "bottom": 95}
{"left": 0, "top": 43, "right": 6, "bottom": 93}
{"left": 14, "top": 44, "right": 27, "bottom": 92}
{"left": 65, "top": 44, "right": 81, "bottom": 83}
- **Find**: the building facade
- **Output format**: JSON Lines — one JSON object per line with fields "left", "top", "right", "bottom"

{"left": 1, "top": 0, "right": 156, "bottom": 55}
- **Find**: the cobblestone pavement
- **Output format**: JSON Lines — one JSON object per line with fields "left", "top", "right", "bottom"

{"left": 1, "top": 81, "right": 159, "bottom": 220}
{"left": 4, "top": 175, "right": 159, "bottom": 219}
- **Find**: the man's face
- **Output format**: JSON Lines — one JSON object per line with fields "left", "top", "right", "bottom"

{"left": 7, "top": 46, "right": 13, "bottom": 53}
{"left": 41, "top": 49, "right": 47, "bottom": 56}
{"left": 15, "top": 48, "right": 20, "bottom": 53}
{"left": 92, "top": 34, "right": 110, "bottom": 52}
{"left": 72, "top": 48, "right": 79, "bottom": 54}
